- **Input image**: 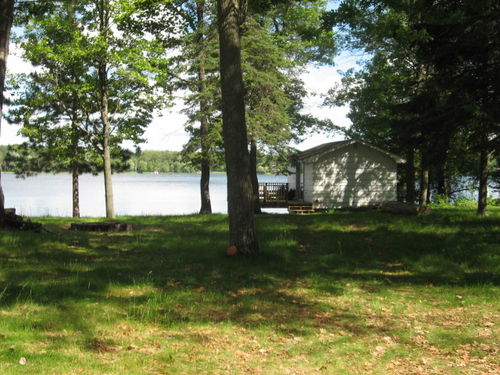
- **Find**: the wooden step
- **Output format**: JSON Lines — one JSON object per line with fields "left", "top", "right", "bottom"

{"left": 288, "top": 205, "right": 315, "bottom": 215}
{"left": 289, "top": 210, "right": 315, "bottom": 215}
{"left": 288, "top": 205, "right": 313, "bottom": 210}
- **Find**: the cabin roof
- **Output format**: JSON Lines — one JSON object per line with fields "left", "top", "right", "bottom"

{"left": 296, "top": 139, "right": 405, "bottom": 163}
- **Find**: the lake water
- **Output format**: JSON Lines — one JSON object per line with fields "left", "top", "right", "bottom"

{"left": 2, "top": 173, "right": 287, "bottom": 217}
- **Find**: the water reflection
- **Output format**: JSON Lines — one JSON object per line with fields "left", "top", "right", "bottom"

{"left": 2, "top": 173, "right": 286, "bottom": 217}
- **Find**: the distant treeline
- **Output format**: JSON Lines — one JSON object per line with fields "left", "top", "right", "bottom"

{"left": 0, "top": 145, "right": 287, "bottom": 175}
{"left": 130, "top": 150, "right": 213, "bottom": 174}
{"left": 0, "top": 146, "right": 6, "bottom": 167}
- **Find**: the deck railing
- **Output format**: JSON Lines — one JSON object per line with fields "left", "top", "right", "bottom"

{"left": 259, "top": 183, "right": 288, "bottom": 205}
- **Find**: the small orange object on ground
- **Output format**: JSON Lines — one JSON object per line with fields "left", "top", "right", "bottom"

{"left": 226, "top": 245, "right": 238, "bottom": 256}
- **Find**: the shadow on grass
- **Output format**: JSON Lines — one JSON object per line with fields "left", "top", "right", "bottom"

{"left": 0, "top": 209, "right": 498, "bottom": 344}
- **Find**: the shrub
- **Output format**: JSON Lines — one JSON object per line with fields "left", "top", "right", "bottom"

{"left": 454, "top": 198, "right": 477, "bottom": 208}
{"left": 487, "top": 197, "right": 500, "bottom": 206}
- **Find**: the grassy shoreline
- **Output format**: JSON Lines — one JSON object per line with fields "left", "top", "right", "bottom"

{"left": 1, "top": 208, "right": 499, "bottom": 374}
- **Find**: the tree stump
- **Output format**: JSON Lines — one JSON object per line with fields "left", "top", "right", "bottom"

{"left": 70, "top": 222, "right": 133, "bottom": 232}
{"left": 1, "top": 209, "right": 43, "bottom": 232}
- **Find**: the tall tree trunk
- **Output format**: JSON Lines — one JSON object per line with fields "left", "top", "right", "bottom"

{"left": 250, "top": 138, "right": 262, "bottom": 214}
{"left": 217, "top": 0, "right": 258, "bottom": 254}
{"left": 0, "top": 0, "right": 14, "bottom": 224}
{"left": 419, "top": 155, "right": 429, "bottom": 208}
{"left": 197, "top": 0, "right": 212, "bottom": 215}
{"left": 97, "top": 0, "right": 115, "bottom": 219}
{"left": 405, "top": 145, "right": 416, "bottom": 203}
{"left": 477, "top": 135, "right": 490, "bottom": 216}
{"left": 426, "top": 170, "right": 431, "bottom": 204}
{"left": 199, "top": 152, "right": 212, "bottom": 214}
{"left": 0, "top": 0, "right": 11, "bottom": 118}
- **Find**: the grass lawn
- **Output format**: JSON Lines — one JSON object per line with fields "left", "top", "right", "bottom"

{"left": 0, "top": 208, "right": 499, "bottom": 374}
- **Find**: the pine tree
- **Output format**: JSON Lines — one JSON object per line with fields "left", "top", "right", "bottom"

{"left": 217, "top": 0, "right": 258, "bottom": 254}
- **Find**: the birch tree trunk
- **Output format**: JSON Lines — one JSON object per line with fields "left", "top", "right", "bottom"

{"left": 72, "top": 161, "right": 80, "bottom": 218}
{"left": 71, "top": 121, "right": 80, "bottom": 218}
{"left": 217, "top": 0, "right": 258, "bottom": 254}
{"left": 100, "top": 97, "right": 115, "bottom": 219}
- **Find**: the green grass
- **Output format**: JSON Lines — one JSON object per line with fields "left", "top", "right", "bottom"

{"left": 0, "top": 208, "right": 499, "bottom": 374}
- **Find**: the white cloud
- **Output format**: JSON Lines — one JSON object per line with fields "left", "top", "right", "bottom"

{"left": 7, "top": 48, "right": 32, "bottom": 75}
{"left": 0, "top": 44, "right": 31, "bottom": 145}
{"left": 291, "top": 63, "right": 352, "bottom": 151}
{"left": 0, "top": 120, "right": 24, "bottom": 145}
{"left": 140, "top": 104, "right": 189, "bottom": 151}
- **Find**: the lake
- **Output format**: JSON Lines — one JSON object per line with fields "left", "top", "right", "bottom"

{"left": 2, "top": 173, "right": 287, "bottom": 217}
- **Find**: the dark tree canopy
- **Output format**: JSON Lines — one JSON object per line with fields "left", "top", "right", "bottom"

{"left": 324, "top": 0, "right": 500, "bottom": 214}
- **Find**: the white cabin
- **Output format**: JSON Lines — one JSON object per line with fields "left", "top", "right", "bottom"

{"left": 288, "top": 140, "right": 405, "bottom": 209}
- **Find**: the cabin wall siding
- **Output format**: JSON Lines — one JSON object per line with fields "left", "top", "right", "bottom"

{"left": 287, "top": 165, "right": 296, "bottom": 190}
{"left": 303, "top": 162, "right": 314, "bottom": 203}
{"left": 311, "top": 144, "right": 397, "bottom": 208}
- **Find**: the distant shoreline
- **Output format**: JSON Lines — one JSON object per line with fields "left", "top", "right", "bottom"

{"left": 2, "top": 173, "right": 288, "bottom": 216}
{"left": 1, "top": 171, "right": 285, "bottom": 176}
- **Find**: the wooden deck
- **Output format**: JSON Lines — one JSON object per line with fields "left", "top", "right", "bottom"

{"left": 259, "top": 182, "right": 289, "bottom": 208}
{"left": 258, "top": 183, "right": 315, "bottom": 214}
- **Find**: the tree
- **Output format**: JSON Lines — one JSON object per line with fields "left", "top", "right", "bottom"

{"left": 414, "top": 0, "right": 500, "bottom": 215}
{"left": 0, "top": 0, "right": 67, "bottom": 223}
{"left": 124, "top": 1, "right": 334, "bottom": 218}
{"left": 89, "top": 0, "right": 170, "bottom": 218}
{"left": 120, "top": 0, "right": 220, "bottom": 215}
{"left": 7, "top": 0, "right": 99, "bottom": 217}
{"left": 8, "top": 0, "right": 168, "bottom": 218}
{"left": 241, "top": 15, "right": 293, "bottom": 212}
{"left": 195, "top": 0, "right": 214, "bottom": 214}
{"left": 231, "top": 1, "right": 335, "bottom": 213}
{"left": 217, "top": 0, "right": 258, "bottom": 254}
{"left": 324, "top": 0, "right": 500, "bottom": 210}
{"left": 0, "top": 0, "right": 14, "bottom": 223}
{"left": 324, "top": 0, "right": 437, "bottom": 205}
{"left": 243, "top": 1, "right": 335, "bottom": 212}
{"left": 174, "top": 0, "right": 221, "bottom": 214}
